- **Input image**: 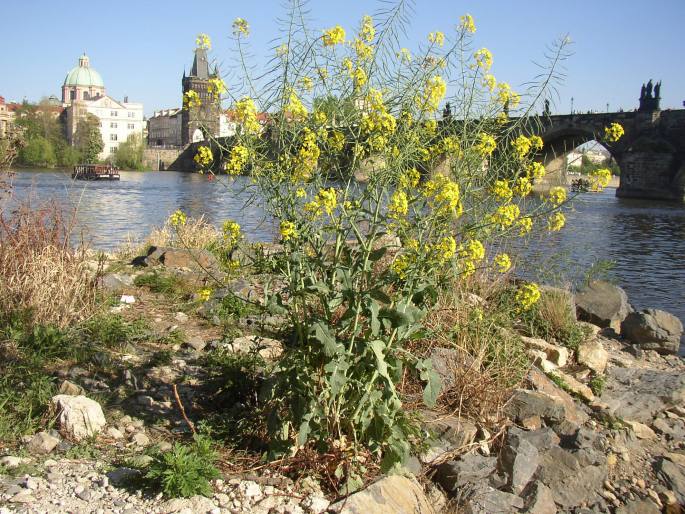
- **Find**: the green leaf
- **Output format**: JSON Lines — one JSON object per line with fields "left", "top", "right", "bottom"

{"left": 311, "top": 321, "right": 339, "bottom": 357}
{"left": 369, "top": 287, "right": 391, "bottom": 304}
{"left": 368, "top": 247, "right": 387, "bottom": 262}
{"left": 369, "top": 340, "right": 389, "bottom": 380}
{"left": 369, "top": 300, "right": 380, "bottom": 337}
{"left": 417, "top": 358, "right": 442, "bottom": 407}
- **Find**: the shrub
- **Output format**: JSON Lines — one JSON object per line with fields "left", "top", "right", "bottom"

{"left": 82, "top": 313, "right": 150, "bottom": 348}
{"left": 144, "top": 435, "right": 220, "bottom": 498}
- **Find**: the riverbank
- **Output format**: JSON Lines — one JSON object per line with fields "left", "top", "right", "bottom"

{"left": 1, "top": 225, "right": 684, "bottom": 512}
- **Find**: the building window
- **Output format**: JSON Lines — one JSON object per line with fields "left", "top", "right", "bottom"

{"left": 110, "top": 111, "right": 118, "bottom": 117}
{"left": 110, "top": 122, "right": 118, "bottom": 129}
{"left": 70, "top": 90, "right": 76, "bottom": 100}
{"left": 128, "top": 123, "right": 135, "bottom": 130}
{"left": 83, "top": 92, "right": 90, "bottom": 100}
{"left": 110, "top": 146, "right": 118, "bottom": 153}
{"left": 128, "top": 112, "right": 135, "bottom": 118}
{"left": 110, "top": 134, "right": 118, "bottom": 141}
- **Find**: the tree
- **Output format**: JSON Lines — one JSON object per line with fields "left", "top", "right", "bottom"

{"left": 113, "top": 133, "right": 146, "bottom": 170}
{"left": 0, "top": 125, "right": 26, "bottom": 170}
{"left": 20, "top": 136, "right": 56, "bottom": 167}
{"left": 73, "top": 113, "right": 103, "bottom": 163}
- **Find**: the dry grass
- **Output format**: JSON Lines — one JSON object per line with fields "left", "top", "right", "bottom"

{"left": 0, "top": 200, "right": 98, "bottom": 328}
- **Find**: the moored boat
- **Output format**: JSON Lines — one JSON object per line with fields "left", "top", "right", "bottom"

{"left": 72, "top": 164, "right": 120, "bottom": 181}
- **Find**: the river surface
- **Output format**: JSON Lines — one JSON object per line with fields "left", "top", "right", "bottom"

{"left": 4, "top": 169, "right": 685, "bottom": 341}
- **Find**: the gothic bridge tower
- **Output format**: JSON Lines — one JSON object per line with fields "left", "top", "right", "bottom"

{"left": 181, "top": 47, "right": 221, "bottom": 146}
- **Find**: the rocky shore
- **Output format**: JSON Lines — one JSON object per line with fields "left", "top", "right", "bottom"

{"left": 1, "top": 246, "right": 684, "bottom": 514}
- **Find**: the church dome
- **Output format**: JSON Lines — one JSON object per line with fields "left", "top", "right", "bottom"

{"left": 63, "top": 54, "right": 104, "bottom": 88}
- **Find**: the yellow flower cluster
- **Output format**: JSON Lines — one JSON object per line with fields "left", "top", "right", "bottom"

{"left": 388, "top": 189, "right": 409, "bottom": 218}
{"left": 279, "top": 220, "right": 298, "bottom": 241}
{"left": 428, "top": 31, "right": 445, "bottom": 47}
{"left": 589, "top": 168, "right": 612, "bottom": 191}
{"left": 603, "top": 122, "right": 624, "bottom": 143}
{"left": 399, "top": 168, "right": 420, "bottom": 189}
{"left": 496, "top": 82, "right": 521, "bottom": 108}
{"left": 416, "top": 75, "right": 447, "bottom": 113}
{"left": 222, "top": 220, "right": 241, "bottom": 246}
{"left": 474, "top": 48, "right": 492, "bottom": 71}
{"left": 493, "top": 253, "right": 511, "bottom": 273}
{"left": 300, "top": 76, "right": 314, "bottom": 91}
{"left": 286, "top": 91, "right": 308, "bottom": 121}
{"left": 512, "top": 176, "right": 532, "bottom": 197}
{"left": 512, "top": 135, "right": 533, "bottom": 159}
{"left": 483, "top": 74, "right": 496, "bottom": 92}
{"left": 529, "top": 135, "right": 544, "bottom": 151}
{"left": 232, "top": 18, "right": 250, "bottom": 37}
{"left": 183, "top": 90, "right": 201, "bottom": 110}
{"left": 313, "top": 110, "right": 327, "bottom": 125}
{"left": 352, "top": 67, "right": 368, "bottom": 89}
{"left": 459, "top": 14, "right": 476, "bottom": 33}
{"left": 527, "top": 162, "right": 546, "bottom": 180}
{"left": 435, "top": 236, "right": 456, "bottom": 262}
{"left": 276, "top": 44, "right": 288, "bottom": 57}
{"left": 197, "top": 288, "right": 212, "bottom": 302}
{"left": 491, "top": 179, "right": 513, "bottom": 202}
{"left": 293, "top": 128, "right": 320, "bottom": 182}
{"left": 547, "top": 186, "right": 567, "bottom": 206}
{"left": 305, "top": 187, "right": 337, "bottom": 216}
{"left": 327, "top": 130, "right": 345, "bottom": 152}
{"left": 398, "top": 48, "right": 411, "bottom": 63}
{"left": 476, "top": 132, "right": 497, "bottom": 157}
{"left": 490, "top": 204, "right": 520, "bottom": 229}
{"left": 461, "top": 239, "right": 485, "bottom": 261}
{"left": 547, "top": 211, "right": 565, "bottom": 231}
{"left": 360, "top": 15, "right": 375, "bottom": 42}
{"left": 317, "top": 67, "right": 328, "bottom": 80}
{"left": 194, "top": 146, "right": 213, "bottom": 167}
{"left": 516, "top": 282, "right": 541, "bottom": 311}
{"left": 323, "top": 25, "right": 346, "bottom": 46}
{"left": 208, "top": 77, "right": 226, "bottom": 99}
{"left": 354, "top": 38, "right": 374, "bottom": 61}
{"left": 360, "top": 89, "right": 396, "bottom": 146}
{"left": 235, "top": 97, "right": 261, "bottom": 134}
{"left": 424, "top": 174, "right": 462, "bottom": 216}
{"left": 225, "top": 145, "right": 249, "bottom": 175}
{"left": 169, "top": 210, "right": 187, "bottom": 228}
{"left": 517, "top": 216, "right": 533, "bottom": 235}
{"left": 391, "top": 253, "right": 411, "bottom": 279}
{"left": 196, "top": 33, "right": 211, "bottom": 50}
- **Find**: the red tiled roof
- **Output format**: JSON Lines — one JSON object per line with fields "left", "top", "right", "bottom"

{"left": 0, "top": 96, "right": 4, "bottom": 105}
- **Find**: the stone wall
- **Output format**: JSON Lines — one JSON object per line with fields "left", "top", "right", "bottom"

{"left": 142, "top": 148, "right": 183, "bottom": 171}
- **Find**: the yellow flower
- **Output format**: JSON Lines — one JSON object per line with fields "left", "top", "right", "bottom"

{"left": 491, "top": 179, "right": 513, "bottom": 202}
{"left": 496, "top": 82, "right": 520, "bottom": 107}
{"left": 196, "top": 33, "right": 211, "bottom": 50}
{"left": 436, "top": 236, "right": 457, "bottom": 262}
{"left": 416, "top": 75, "right": 447, "bottom": 112}
{"left": 360, "top": 15, "right": 375, "bottom": 42}
{"left": 317, "top": 67, "right": 328, "bottom": 80}
{"left": 169, "top": 210, "right": 187, "bottom": 228}
{"left": 276, "top": 43, "right": 288, "bottom": 57}
{"left": 493, "top": 253, "right": 511, "bottom": 273}
{"left": 603, "top": 122, "right": 624, "bottom": 143}
{"left": 428, "top": 31, "right": 445, "bottom": 47}
{"left": 327, "top": 130, "right": 345, "bottom": 152}
{"left": 588, "top": 168, "right": 612, "bottom": 191}
{"left": 224, "top": 145, "right": 250, "bottom": 175}
{"left": 512, "top": 135, "right": 532, "bottom": 159}
{"left": 461, "top": 239, "right": 485, "bottom": 261}
{"left": 313, "top": 110, "right": 327, "bottom": 125}
{"left": 300, "top": 76, "right": 314, "bottom": 91}
{"left": 222, "top": 220, "right": 242, "bottom": 246}
{"left": 388, "top": 190, "right": 409, "bottom": 218}
{"left": 342, "top": 57, "right": 353, "bottom": 73}
{"left": 305, "top": 187, "right": 337, "bottom": 216}
{"left": 424, "top": 119, "right": 437, "bottom": 134}
{"left": 529, "top": 135, "right": 543, "bottom": 151}
{"left": 431, "top": 174, "right": 462, "bottom": 216}
{"left": 194, "top": 146, "right": 213, "bottom": 167}
{"left": 527, "top": 162, "right": 546, "bottom": 180}
{"left": 234, "top": 97, "right": 261, "bottom": 134}
{"left": 208, "top": 77, "right": 226, "bottom": 99}
{"left": 285, "top": 90, "right": 308, "bottom": 121}
{"left": 391, "top": 254, "right": 411, "bottom": 279}
{"left": 474, "top": 48, "right": 493, "bottom": 71}
{"left": 399, "top": 168, "right": 420, "bottom": 189}
{"left": 547, "top": 211, "right": 566, "bottom": 231}
{"left": 483, "top": 74, "right": 496, "bottom": 92}
{"left": 354, "top": 38, "right": 374, "bottom": 61}
{"left": 292, "top": 128, "right": 320, "bottom": 181}
{"left": 279, "top": 220, "right": 298, "bottom": 241}
{"left": 183, "top": 90, "right": 201, "bottom": 110}
{"left": 295, "top": 188, "right": 307, "bottom": 198}
{"left": 459, "top": 14, "right": 476, "bottom": 33}
{"left": 352, "top": 67, "right": 367, "bottom": 89}
{"left": 398, "top": 48, "right": 412, "bottom": 63}
{"left": 232, "top": 18, "right": 250, "bottom": 37}
{"left": 517, "top": 216, "right": 533, "bottom": 235}
{"left": 516, "top": 282, "right": 541, "bottom": 311}
{"left": 475, "top": 132, "right": 496, "bottom": 157}
{"left": 441, "top": 136, "right": 461, "bottom": 156}
{"left": 547, "top": 186, "right": 567, "bottom": 206}
{"left": 490, "top": 204, "right": 520, "bottom": 228}
{"left": 197, "top": 288, "right": 212, "bottom": 302}
{"left": 323, "top": 25, "right": 346, "bottom": 46}
{"left": 512, "top": 176, "right": 532, "bottom": 197}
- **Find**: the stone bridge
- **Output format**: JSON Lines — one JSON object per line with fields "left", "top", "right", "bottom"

{"left": 530, "top": 109, "right": 685, "bottom": 202}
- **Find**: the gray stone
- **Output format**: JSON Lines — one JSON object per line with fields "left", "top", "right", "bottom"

{"left": 600, "top": 366, "right": 685, "bottom": 423}
{"left": 185, "top": 335, "right": 206, "bottom": 351}
{"left": 58, "top": 380, "right": 86, "bottom": 396}
{"left": 434, "top": 455, "right": 497, "bottom": 495}
{"left": 501, "top": 438, "right": 539, "bottom": 494}
{"left": 106, "top": 467, "right": 141, "bottom": 486}
{"left": 174, "top": 311, "right": 189, "bottom": 323}
{"left": 521, "top": 336, "right": 569, "bottom": 367}
{"left": 101, "top": 273, "right": 134, "bottom": 293}
{"left": 132, "top": 432, "right": 151, "bottom": 446}
{"left": 575, "top": 280, "right": 631, "bottom": 332}
{"left": 507, "top": 426, "right": 560, "bottom": 452}
{"left": 229, "top": 335, "right": 282, "bottom": 360}
{"left": 0, "top": 456, "right": 30, "bottom": 469}
{"left": 527, "top": 368, "right": 589, "bottom": 425}
{"left": 504, "top": 389, "right": 565, "bottom": 424}
{"left": 577, "top": 339, "right": 609, "bottom": 374}
{"left": 330, "top": 475, "right": 435, "bottom": 513}
{"left": 428, "top": 347, "right": 474, "bottom": 390}
{"left": 52, "top": 394, "right": 106, "bottom": 441}
{"left": 27, "top": 431, "right": 60, "bottom": 454}
{"left": 142, "top": 246, "right": 219, "bottom": 271}
{"left": 462, "top": 487, "right": 524, "bottom": 514}
{"left": 621, "top": 309, "right": 683, "bottom": 354}
{"left": 616, "top": 498, "right": 661, "bottom": 514}
{"left": 522, "top": 481, "right": 557, "bottom": 514}
{"left": 160, "top": 495, "right": 219, "bottom": 513}
{"left": 655, "top": 457, "right": 685, "bottom": 505}
{"left": 421, "top": 410, "right": 478, "bottom": 451}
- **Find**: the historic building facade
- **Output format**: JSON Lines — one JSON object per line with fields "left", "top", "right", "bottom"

{"left": 181, "top": 47, "right": 222, "bottom": 145}
{"left": 148, "top": 108, "right": 183, "bottom": 147}
{"left": 0, "top": 96, "right": 16, "bottom": 137}
{"left": 61, "top": 54, "right": 144, "bottom": 160}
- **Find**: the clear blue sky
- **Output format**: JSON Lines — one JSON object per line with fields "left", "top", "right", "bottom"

{"left": 1, "top": 0, "right": 683, "bottom": 116}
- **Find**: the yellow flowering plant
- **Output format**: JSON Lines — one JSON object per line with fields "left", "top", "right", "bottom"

{"left": 192, "top": 3, "right": 572, "bottom": 475}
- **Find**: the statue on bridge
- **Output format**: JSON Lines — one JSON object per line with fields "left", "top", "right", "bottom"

{"left": 544, "top": 99, "right": 550, "bottom": 116}
{"left": 639, "top": 79, "right": 661, "bottom": 112}
{"left": 442, "top": 102, "right": 452, "bottom": 121}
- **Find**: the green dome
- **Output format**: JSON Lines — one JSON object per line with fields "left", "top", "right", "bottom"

{"left": 63, "top": 54, "right": 104, "bottom": 88}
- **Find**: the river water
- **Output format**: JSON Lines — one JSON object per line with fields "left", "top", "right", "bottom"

{"left": 4, "top": 169, "right": 685, "bottom": 338}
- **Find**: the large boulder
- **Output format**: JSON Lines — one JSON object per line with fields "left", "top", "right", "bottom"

{"left": 621, "top": 308, "right": 683, "bottom": 354}
{"left": 576, "top": 339, "right": 609, "bottom": 374}
{"left": 575, "top": 280, "right": 631, "bottom": 332}
{"left": 51, "top": 395, "right": 106, "bottom": 441}
{"left": 133, "top": 246, "right": 219, "bottom": 270}
{"left": 329, "top": 475, "right": 435, "bottom": 513}
{"left": 434, "top": 454, "right": 497, "bottom": 496}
